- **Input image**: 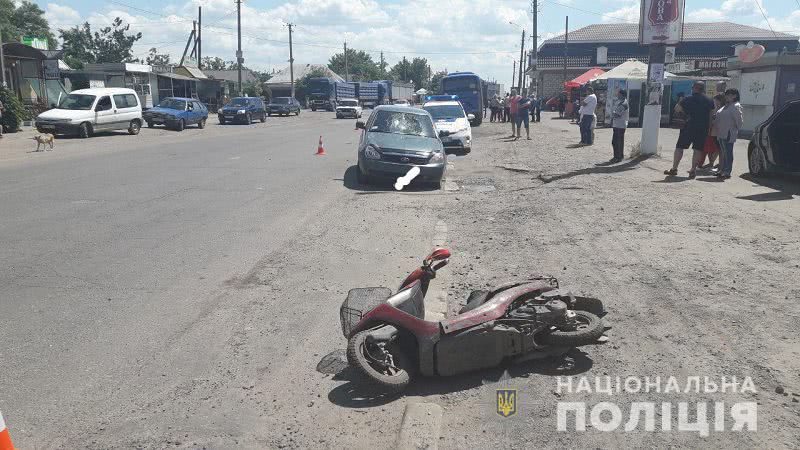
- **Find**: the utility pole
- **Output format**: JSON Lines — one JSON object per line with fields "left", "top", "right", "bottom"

{"left": 0, "top": 24, "right": 6, "bottom": 87}
{"left": 197, "top": 6, "right": 202, "bottom": 68}
{"left": 531, "top": 0, "right": 538, "bottom": 95}
{"left": 235, "top": 0, "right": 243, "bottom": 96}
{"left": 343, "top": 41, "right": 349, "bottom": 82}
{"left": 512, "top": 60, "right": 516, "bottom": 91}
{"left": 563, "top": 16, "right": 568, "bottom": 87}
{"left": 380, "top": 51, "right": 385, "bottom": 77}
{"left": 287, "top": 23, "right": 295, "bottom": 98}
{"left": 517, "top": 29, "right": 525, "bottom": 91}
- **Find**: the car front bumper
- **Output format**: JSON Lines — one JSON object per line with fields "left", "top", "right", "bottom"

{"left": 439, "top": 131, "right": 471, "bottom": 150}
{"left": 359, "top": 157, "right": 445, "bottom": 181}
{"left": 35, "top": 121, "right": 81, "bottom": 134}
{"left": 269, "top": 108, "right": 291, "bottom": 114}
{"left": 220, "top": 111, "right": 251, "bottom": 121}
{"left": 336, "top": 110, "right": 359, "bottom": 118}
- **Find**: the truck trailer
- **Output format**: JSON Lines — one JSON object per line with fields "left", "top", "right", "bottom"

{"left": 355, "top": 82, "right": 379, "bottom": 108}
{"left": 309, "top": 78, "right": 357, "bottom": 111}
{"left": 375, "top": 80, "right": 415, "bottom": 105}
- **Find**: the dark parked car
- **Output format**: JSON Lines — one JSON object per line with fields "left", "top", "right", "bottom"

{"left": 218, "top": 97, "right": 266, "bottom": 124}
{"left": 748, "top": 99, "right": 800, "bottom": 176}
{"left": 267, "top": 97, "right": 301, "bottom": 116}
{"left": 143, "top": 97, "right": 208, "bottom": 131}
{"left": 355, "top": 105, "right": 447, "bottom": 189}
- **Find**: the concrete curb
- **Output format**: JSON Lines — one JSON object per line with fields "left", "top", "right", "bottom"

{"left": 425, "top": 219, "right": 448, "bottom": 321}
{"left": 394, "top": 402, "right": 443, "bottom": 450}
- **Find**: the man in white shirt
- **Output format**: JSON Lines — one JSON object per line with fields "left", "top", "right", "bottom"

{"left": 578, "top": 87, "right": 597, "bottom": 145}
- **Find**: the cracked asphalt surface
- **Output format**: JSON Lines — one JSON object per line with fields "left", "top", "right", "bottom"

{"left": 1, "top": 111, "right": 798, "bottom": 448}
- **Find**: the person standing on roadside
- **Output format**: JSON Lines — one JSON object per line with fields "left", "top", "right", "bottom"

{"left": 713, "top": 88, "right": 743, "bottom": 180}
{"left": 578, "top": 87, "right": 597, "bottom": 145}
{"left": 508, "top": 89, "right": 521, "bottom": 138}
{"left": 557, "top": 94, "right": 565, "bottom": 118}
{"left": 503, "top": 93, "right": 511, "bottom": 123}
{"left": 609, "top": 89, "right": 629, "bottom": 162}
{"left": 700, "top": 94, "right": 726, "bottom": 170}
{"left": 516, "top": 94, "right": 532, "bottom": 140}
{"left": 664, "top": 81, "right": 714, "bottom": 178}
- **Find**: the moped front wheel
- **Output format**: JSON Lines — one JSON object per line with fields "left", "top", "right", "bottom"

{"left": 347, "top": 330, "right": 412, "bottom": 393}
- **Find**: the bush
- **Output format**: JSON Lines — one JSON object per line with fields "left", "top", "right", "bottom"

{"left": 0, "top": 87, "right": 30, "bottom": 133}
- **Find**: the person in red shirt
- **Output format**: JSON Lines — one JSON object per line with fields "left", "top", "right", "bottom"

{"left": 508, "top": 89, "right": 521, "bottom": 138}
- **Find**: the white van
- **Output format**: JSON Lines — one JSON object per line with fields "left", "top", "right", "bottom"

{"left": 35, "top": 88, "right": 143, "bottom": 138}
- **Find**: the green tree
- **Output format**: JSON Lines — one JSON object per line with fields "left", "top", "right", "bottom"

{"left": 201, "top": 56, "right": 229, "bottom": 70}
{"left": 144, "top": 47, "right": 171, "bottom": 66}
{"left": 328, "top": 49, "right": 380, "bottom": 81}
{"left": 389, "top": 57, "right": 432, "bottom": 89}
{"left": 427, "top": 70, "right": 448, "bottom": 94}
{"left": 59, "top": 18, "right": 142, "bottom": 69}
{"left": 0, "top": 0, "right": 56, "bottom": 49}
{"left": 0, "top": 85, "right": 30, "bottom": 133}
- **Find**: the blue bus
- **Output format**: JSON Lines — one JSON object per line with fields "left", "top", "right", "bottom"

{"left": 441, "top": 72, "right": 484, "bottom": 126}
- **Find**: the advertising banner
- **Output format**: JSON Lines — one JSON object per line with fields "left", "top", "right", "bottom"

{"left": 639, "top": 0, "right": 685, "bottom": 45}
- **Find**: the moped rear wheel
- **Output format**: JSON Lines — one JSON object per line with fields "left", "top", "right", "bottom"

{"left": 539, "top": 311, "right": 604, "bottom": 347}
{"left": 347, "top": 330, "right": 412, "bottom": 393}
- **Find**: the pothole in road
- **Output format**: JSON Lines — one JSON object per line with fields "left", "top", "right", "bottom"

{"left": 317, "top": 349, "right": 348, "bottom": 375}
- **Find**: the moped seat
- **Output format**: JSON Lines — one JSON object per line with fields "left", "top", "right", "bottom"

{"left": 458, "top": 290, "right": 490, "bottom": 314}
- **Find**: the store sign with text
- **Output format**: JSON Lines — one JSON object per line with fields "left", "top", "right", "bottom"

{"left": 639, "top": 0, "right": 685, "bottom": 45}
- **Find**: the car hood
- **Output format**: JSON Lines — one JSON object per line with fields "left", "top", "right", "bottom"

{"left": 366, "top": 132, "right": 441, "bottom": 155}
{"left": 146, "top": 106, "right": 180, "bottom": 114}
{"left": 268, "top": 104, "right": 290, "bottom": 107}
{"left": 37, "top": 108, "right": 92, "bottom": 120}
{"left": 221, "top": 106, "right": 249, "bottom": 111}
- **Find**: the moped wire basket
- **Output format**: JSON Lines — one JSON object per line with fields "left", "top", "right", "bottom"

{"left": 340, "top": 287, "right": 392, "bottom": 338}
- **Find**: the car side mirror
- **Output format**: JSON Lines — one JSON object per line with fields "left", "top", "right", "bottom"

{"left": 467, "top": 114, "right": 475, "bottom": 120}
{"left": 438, "top": 130, "right": 451, "bottom": 137}
{"left": 355, "top": 121, "right": 365, "bottom": 129}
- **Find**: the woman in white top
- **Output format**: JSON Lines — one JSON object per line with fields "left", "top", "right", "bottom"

{"left": 713, "top": 88, "right": 744, "bottom": 179}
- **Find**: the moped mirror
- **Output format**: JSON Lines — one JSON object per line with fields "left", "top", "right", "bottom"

{"left": 355, "top": 121, "right": 365, "bottom": 129}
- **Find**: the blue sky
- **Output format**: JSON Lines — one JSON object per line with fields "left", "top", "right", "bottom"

{"left": 39, "top": 0, "right": 800, "bottom": 87}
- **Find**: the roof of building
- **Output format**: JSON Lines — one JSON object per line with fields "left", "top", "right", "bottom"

{"left": 204, "top": 69, "right": 258, "bottom": 84}
{"left": 265, "top": 64, "right": 344, "bottom": 85}
{"left": 544, "top": 22, "right": 798, "bottom": 45}
{"left": 179, "top": 65, "right": 208, "bottom": 79}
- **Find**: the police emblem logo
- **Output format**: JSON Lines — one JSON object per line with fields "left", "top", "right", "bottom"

{"left": 496, "top": 389, "right": 517, "bottom": 417}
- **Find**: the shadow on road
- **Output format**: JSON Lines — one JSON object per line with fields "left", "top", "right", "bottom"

{"left": 341, "top": 165, "right": 440, "bottom": 193}
{"left": 737, "top": 173, "right": 800, "bottom": 201}
{"left": 321, "top": 348, "right": 593, "bottom": 408}
{"left": 538, "top": 155, "right": 650, "bottom": 184}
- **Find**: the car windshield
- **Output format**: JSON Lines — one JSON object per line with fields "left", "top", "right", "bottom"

{"left": 158, "top": 98, "right": 186, "bottom": 110}
{"left": 272, "top": 97, "right": 291, "bottom": 104}
{"left": 369, "top": 110, "right": 436, "bottom": 138}
{"left": 58, "top": 94, "right": 96, "bottom": 110}
{"left": 340, "top": 100, "right": 358, "bottom": 106}
{"left": 423, "top": 105, "right": 465, "bottom": 120}
{"left": 227, "top": 98, "right": 250, "bottom": 106}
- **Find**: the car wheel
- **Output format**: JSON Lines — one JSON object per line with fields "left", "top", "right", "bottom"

{"left": 260, "top": 113, "right": 266, "bottom": 123}
{"left": 175, "top": 119, "right": 185, "bottom": 132}
{"left": 78, "top": 122, "right": 92, "bottom": 138}
{"left": 219, "top": 116, "right": 226, "bottom": 125}
{"left": 296, "top": 110, "right": 300, "bottom": 116}
{"left": 311, "top": 107, "right": 316, "bottom": 112}
{"left": 748, "top": 143, "right": 769, "bottom": 177}
{"left": 146, "top": 121, "right": 154, "bottom": 128}
{"left": 198, "top": 118, "right": 206, "bottom": 129}
{"left": 128, "top": 120, "right": 141, "bottom": 135}
{"left": 245, "top": 113, "right": 251, "bottom": 124}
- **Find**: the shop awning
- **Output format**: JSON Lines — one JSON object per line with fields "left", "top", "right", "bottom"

{"left": 564, "top": 67, "right": 606, "bottom": 88}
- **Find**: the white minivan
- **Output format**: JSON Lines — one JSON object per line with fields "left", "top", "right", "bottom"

{"left": 35, "top": 88, "right": 143, "bottom": 138}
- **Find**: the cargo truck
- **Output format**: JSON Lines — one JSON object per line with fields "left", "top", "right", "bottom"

{"left": 309, "top": 78, "right": 357, "bottom": 111}
{"left": 354, "top": 82, "right": 379, "bottom": 108}
{"left": 375, "top": 80, "right": 415, "bottom": 105}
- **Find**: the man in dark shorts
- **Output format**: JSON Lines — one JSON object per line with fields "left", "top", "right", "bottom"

{"left": 664, "top": 81, "right": 714, "bottom": 178}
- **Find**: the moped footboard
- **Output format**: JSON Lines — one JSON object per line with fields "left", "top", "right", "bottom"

{"left": 435, "top": 324, "right": 528, "bottom": 376}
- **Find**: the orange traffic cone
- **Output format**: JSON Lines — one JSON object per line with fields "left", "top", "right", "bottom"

{"left": 315, "top": 135, "right": 326, "bottom": 156}
{"left": 0, "top": 411, "right": 14, "bottom": 450}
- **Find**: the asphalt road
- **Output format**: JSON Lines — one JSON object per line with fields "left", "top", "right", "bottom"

{"left": 0, "top": 111, "right": 444, "bottom": 448}
{"left": 2, "top": 111, "right": 798, "bottom": 449}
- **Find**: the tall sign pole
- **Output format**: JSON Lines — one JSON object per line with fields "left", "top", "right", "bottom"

{"left": 235, "top": 0, "right": 243, "bottom": 96}
{"left": 639, "top": 0, "right": 685, "bottom": 155}
{"left": 287, "top": 23, "right": 295, "bottom": 98}
{"left": 517, "top": 29, "right": 525, "bottom": 91}
{"left": 531, "top": 0, "right": 538, "bottom": 95}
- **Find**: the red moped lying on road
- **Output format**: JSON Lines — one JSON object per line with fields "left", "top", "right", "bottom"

{"left": 340, "top": 248, "right": 609, "bottom": 392}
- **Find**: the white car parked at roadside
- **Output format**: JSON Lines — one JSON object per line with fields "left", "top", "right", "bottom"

{"left": 422, "top": 100, "right": 473, "bottom": 154}
{"left": 35, "top": 87, "right": 143, "bottom": 138}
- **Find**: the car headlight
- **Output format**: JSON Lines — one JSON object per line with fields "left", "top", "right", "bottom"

{"left": 430, "top": 151, "right": 444, "bottom": 163}
{"left": 364, "top": 144, "right": 381, "bottom": 160}
{"left": 217, "top": 109, "right": 223, "bottom": 114}
{"left": 238, "top": 109, "right": 246, "bottom": 114}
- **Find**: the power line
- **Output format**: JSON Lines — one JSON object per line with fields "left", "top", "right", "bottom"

{"left": 752, "top": 0, "right": 778, "bottom": 38}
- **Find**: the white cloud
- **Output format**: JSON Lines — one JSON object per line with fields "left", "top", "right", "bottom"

{"left": 601, "top": 1, "right": 639, "bottom": 23}
{"left": 686, "top": 8, "right": 726, "bottom": 22}
{"left": 45, "top": 3, "right": 81, "bottom": 27}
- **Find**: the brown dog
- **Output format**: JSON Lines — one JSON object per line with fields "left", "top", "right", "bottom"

{"left": 33, "top": 133, "right": 55, "bottom": 151}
